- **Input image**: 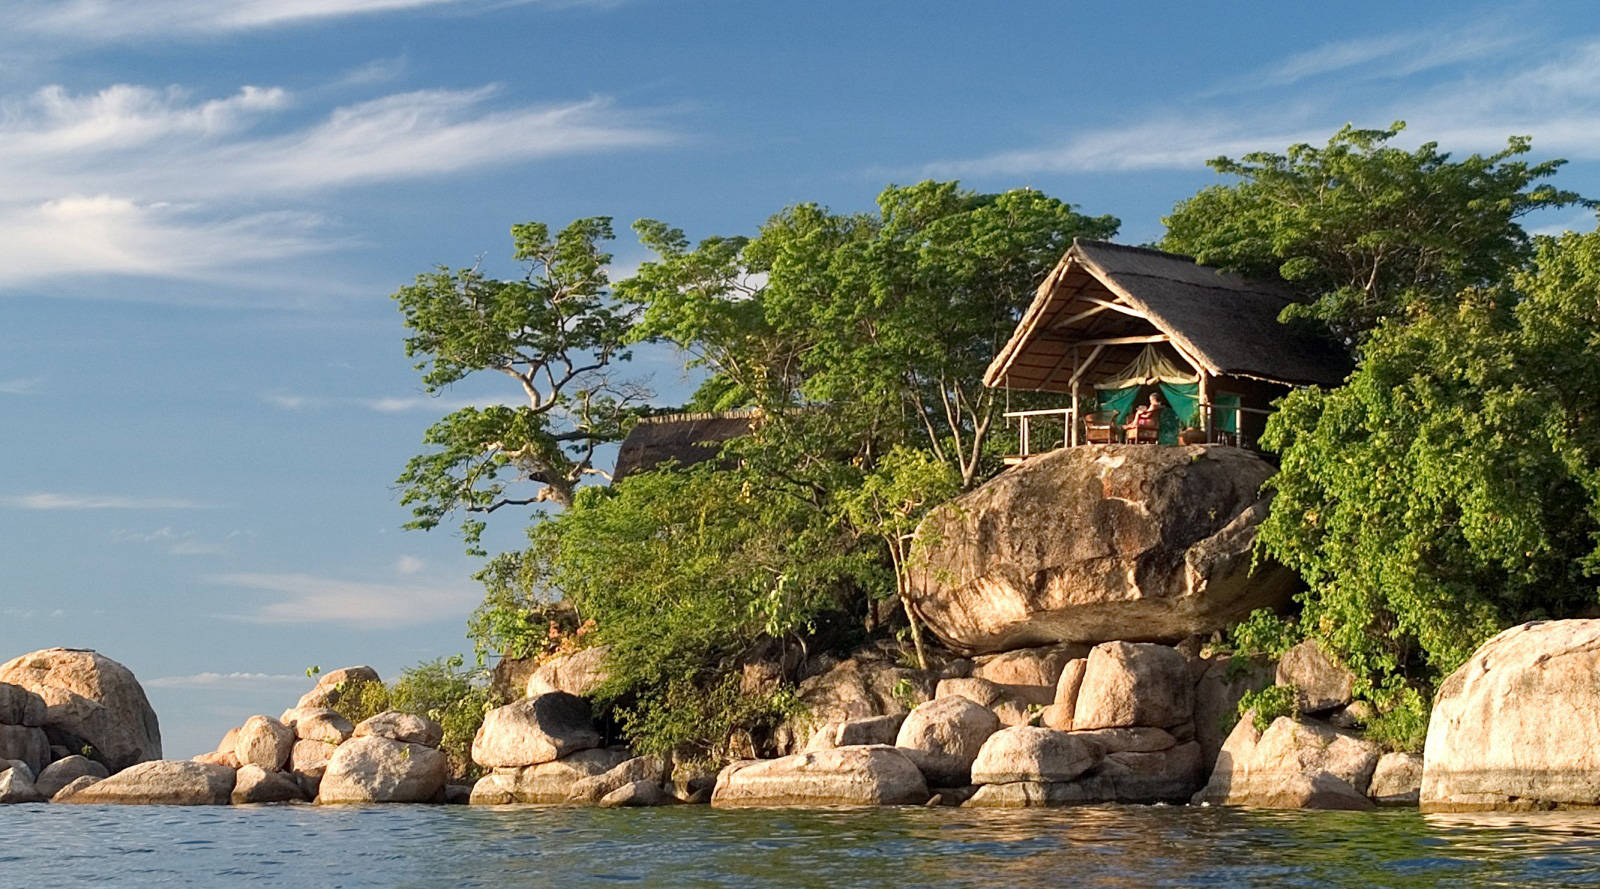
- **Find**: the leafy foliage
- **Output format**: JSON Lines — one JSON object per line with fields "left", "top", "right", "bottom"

{"left": 327, "top": 657, "right": 494, "bottom": 780}
{"left": 394, "top": 218, "right": 648, "bottom": 552}
{"left": 1258, "top": 229, "right": 1600, "bottom": 745}
{"left": 1239, "top": 684, "right": 1298, "bottom": 733}
{"left": 1162, "top": 122, "right": 1591, "bottom": 343}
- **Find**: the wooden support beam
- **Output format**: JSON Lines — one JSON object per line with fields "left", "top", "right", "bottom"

{"left": 1067, "top": 344, "right": 1107, "bottom": 385}
{"left": 1077, "top": 295, "right": 1147, "bottom": 317}
{"left": 1072, "top": 334, "right": 1168, "bottom": 347}
{"left": 1055, "top": 303, "right": 1109, "bottom": 328}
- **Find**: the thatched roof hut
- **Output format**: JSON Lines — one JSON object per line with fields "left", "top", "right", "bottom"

{"left": 612, "top": 409, "right": 762, "bottom": 483}
{"left": 985, "top": 239, "right": 1348, "bottom": 450}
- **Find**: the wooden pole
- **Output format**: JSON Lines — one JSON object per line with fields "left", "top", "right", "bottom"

{"left": 1198, "top": 372, "right": 1212, "bottom": 441}
{"left": 1069, "top": 347, "right": 1080, "bottom": 447}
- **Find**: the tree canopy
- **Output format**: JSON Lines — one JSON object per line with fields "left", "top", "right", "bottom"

{"left": 1162, "top": 122, "right": 1591, "bottom": 343}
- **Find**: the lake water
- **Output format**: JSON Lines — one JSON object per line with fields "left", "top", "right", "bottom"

{"left": 4, "top": 803, "right": 1600, "bottom": 888}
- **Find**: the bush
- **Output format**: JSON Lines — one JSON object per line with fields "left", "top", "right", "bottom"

{"left": 1238, "top": 684, "right": 1298, "bottom": 733}
{"left": 327, "top": 657, "right": 494, "bottom": 780}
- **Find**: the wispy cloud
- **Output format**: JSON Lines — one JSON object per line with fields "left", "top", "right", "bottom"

{"left": 0, "top": 377, "right": 42, "bottom": 394}
{"left": 112, "top": 526, "right": 245, "bottom": 556}
{"left": 2, "top": 0, "right": 587, "bottom": 43}
{"left": 145, "top": 671, "right": 307, "bottom": 690}
{"left": 214, "top": 571, "right": 479, "bottom": 627}
{"left": 922, "top": 29, "right": 1600, "bottom": 178}
{"left": 394, "top": 555, "right": 426, "bottom": 575}
{"left": 262, "top": 391, "right": 521, "bottom": 413}
{"left": 3, "top": 492, "right": 213, "bottom": 510}
{"left": 0, "top": 81, "right": 673, "bottom": 290}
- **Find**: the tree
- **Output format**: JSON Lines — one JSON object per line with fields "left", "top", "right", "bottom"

{"left": 1257, "top": 228, "right": 1600, "bottom": 748}
{"left": 627, "top": 181, "right": 1119, "bottom": 487}
{"left": 1162, "top": 122, "right": 1591, "bottom": 343}
{"left": 393, "top": 218, "right": 646, "bottom": 553}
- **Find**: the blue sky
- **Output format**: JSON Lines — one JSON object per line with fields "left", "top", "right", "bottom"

{"left": 3, "top": 0, "right": 1599, "bottom": 757}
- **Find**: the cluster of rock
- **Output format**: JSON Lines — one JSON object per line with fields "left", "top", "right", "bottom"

{"left": 172, "top": 666, "right": 459, "bottom": 805}
{"left": 0, "top": 648, "right": 160, "bottom": 804}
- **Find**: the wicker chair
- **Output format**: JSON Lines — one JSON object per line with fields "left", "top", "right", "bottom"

{"left": 1083, "top": 409, "right": 1121, "bottom": 444}
{"left": 1123, "top": 408, "right": 1161, "bottom": 444}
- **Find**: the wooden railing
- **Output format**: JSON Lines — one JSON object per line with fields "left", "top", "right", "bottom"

{"left": 1004, "top": 402, "right": 1275, "bottom": 461}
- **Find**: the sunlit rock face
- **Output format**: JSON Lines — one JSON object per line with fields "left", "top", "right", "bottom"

{"left": 908, "top": 444, "right": 1297, "bottom": 655}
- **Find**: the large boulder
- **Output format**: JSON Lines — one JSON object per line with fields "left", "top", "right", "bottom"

{"left": 566, "top": 755, "right": 665, "bottom": 804}
{"left": 0, "top": 648, "right": 162, "bottom": 770}
{"left": 803, "top": 715, "right": 905, "bottom": 752}
{"left": 527, "top": 646, "right": 610, "bottom": 698}
{"left": 894, "top": 696, "right": 1001, "bottom": 785}
{"left": 296, "top": 666, "right": 381, "bottom": 710}
{"left": 0, "top": 725, "right": 50, "bottom": 775}
{"left": 969, "top": 727, "right": 1102, "bottom": 785}
{"left": 0, "top": 763, "right": 44, "bottom": 804}
{"left": 711, "top": 746, "right": 929, "bottom": 807}
{"left": 472, "top": 693, "right": 601, "bottom": 768}
{"left": 56, "top": 760, "right": 234, "bottom": 805}
{"left": 232, "top": 764, "right": 308, "bottom": 804}
{"left": 355, "top": 711, "right": 443, "bottom": 748}
{"left": 234, "top": 716, "right": 295, "bottom": 771}
{"left": 1072, "top": 642, "right": 1194, "bottom": 731}
{"left": 779, "top": 653, "right": 938, "bottom": 753}
{"left": 280, "top": 707, "right": 354, "bottom": 744}
{"left": 1194, "top": 715, "right": 1381, "bottom": 809}
{"left": 469, "top": 748, "right": 631, "bottom": 804}
{"left": 1421, "top": 620, "right": 1600, "bottom": 811}
{"left": 969, "top": 645, "right": 1083, "bottom": 705}
{"left": 907, "top": 445, "right": 1296, "bottom": 654}
{"left": 1275, "top": 640, "right": 1356, "bottom": 714}
{"left": 1191, "top": 654, "right": 1275, "bottom": 769}
{"left": 317, "top": 736, "right": 449, "bottom": 804}
{"left": 35, "top": 755, "right": 109, "bottom": 799}
{"left": 0, "top": 682, "right": 46, "bottom": 726}
{"left": 933, "top": 678, "right": 1031, "bottom": 727}
{"left": 1369, "top": 752, "right": 1423, "bottom": 807}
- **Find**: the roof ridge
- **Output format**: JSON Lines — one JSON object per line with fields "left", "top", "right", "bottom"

{"left": 1072, "top": 237, "right": 1198, "bottom": 265}
{"left": 635, "top": 408, "right": 762, "bottom": 425}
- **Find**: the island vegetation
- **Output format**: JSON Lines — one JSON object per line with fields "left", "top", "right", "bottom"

{"left": 381, "top": 122, "right": 1598, "bottom": 763}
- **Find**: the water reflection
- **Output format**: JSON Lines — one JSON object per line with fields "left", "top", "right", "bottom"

{"left": 7, "top": 803, "right": 1600, "bottom": 887}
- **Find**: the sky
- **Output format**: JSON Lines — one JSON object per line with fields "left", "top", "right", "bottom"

{"left": 3, "top": 0, "right": 1600, "bottom": 758}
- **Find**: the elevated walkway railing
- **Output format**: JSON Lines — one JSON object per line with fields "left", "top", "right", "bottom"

{"left": 1003, "top": 403, "right": 1273, "bottom": 462}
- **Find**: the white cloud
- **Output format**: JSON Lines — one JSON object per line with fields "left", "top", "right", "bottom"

{"left": 145, "top": 671, "right": 307, "bottom": 690}
{"left": 924, "top": 33, "right": 1600, "bottom": 178}
{"left": 4, "top": 492, "right": 213, "bottom": 509}
{"left": 394, "top": 555, "right": 426, "bottom": 575}
{"left": 0, "top": 82, "right": 672, "bottom": 289}
{"left": 2, "top": 0, "right": 580, "bottom": 43}
{"left": 262, "top": 391, "right": 522, "bottom": 412}
{"left": 213, "top": 571, "right": 479, "bottom": 627}
{"left": 112, "top": 526, "right": 236, "bottom": 556}
{"left": 0, "top": 377, "right": 42, "bottom": 394}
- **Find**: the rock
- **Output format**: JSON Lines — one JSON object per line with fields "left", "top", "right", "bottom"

{"left": 469, "top": 748, "right": 632, "bottom": 804}
{"left": 1102, "top": 741, "right": 1205, "bottom": 803}
{"left": 57, "top": 760, "right": 234, "bottom": 805}
{"left": 711, "top": 746, "right": 929, "bottom": 807}
{"left": 1054, "top": 658, "right": 1087, "bottom": 709}
{"left": 281, "top": 708, "right": 354, "bottom": 744}
{"left": 895, "top": 696, "right": 1001, "bottom": 785}
{"left": 0, "top": 648, "right": 162, "bottom": 770}
{"left": 290, "top": 739, "right": 337, "bottom": 779}
{"left": 1275, "top": 640, "right": 1355, "bottom": 714}
{"left": 50, "top": 775, "right": 101, "bottom": 802}
{"left": 35, "top": 755, "right": 109, "bottom": 799}
{"left": 232, "top": 764, "right": 307, "bottom": 804}
{"left": 1191, "top": 654, "right": 1275, "bottom": 769}
{"left": 0, "top": 724, "right": 50, "bottom": 775}
{"left": 1070, "top": 727, "right": 1177, "bottom": 753}
{"left": 907, "top": 446, "right": 1298, "bottom": 654}
{"left": 192, "top": 750, "right": 239, "bottom": 768}
{"left": 782, "top": 656, "right": 937, "bottom": 753}
{"left": 214, "top": 727, "right": 240, "bottom": 756}
{"left": 1072, "top": 642, "right": 1194, "bottom": 730}
{"left": 599, "top": 780, "right": 678, "bottom": 808}
{"left": 1420, "top": 620, "right": 1600, "bottom": 811}
{"left": 1235, "top": 771, "right": 1375, "bottom": 811}
{"left": 1194, "top": 715, "right": 1382, "bottom": 809}
{"left": 0, "top": 682, "right": 46, "bottom": 726}
{"left": 355, "top": 711, "right": 443, "bottom": 748}
{"left": 444, "top": 784, "right": 473, "bottom": 805}
{"left": 969, "top": 727, "right": 1103, "bottom": 785}
{"left": 566, "top": 755, "right": 666, "bottom": 804}
{"left": 234, "top": 716, "right": 296, "bottom": 771}
{"left": 490, "top": 656, "right": 540, "bottom": 703}
{"left": 933, "top": 678, "right": 1031, "bottom": 727}
{"left": 317, "top": 736, "right": 449, "bottom": 804}
{"left": 296, "top": 666, "right": 381, "bottom": 710}
{"left": 970, "top": 645, "right": 1085, "bottom": 705}
{"left": 1328, "top": 701, "right": 1376, "bottom": 731}
{"left": 0, "top": 765, "right": 44, "bottom": 803}
{"left": 472, "top": 693, "right": 601, "bottom": 768}
{"left": 804, "top": 715, "right": 906, "bottom": 752}
{"left": 1369, "top": 752, "right": 1423, "bottom": 806}
{"left": 528, "top": 646, "right": 610, "bottom": 698}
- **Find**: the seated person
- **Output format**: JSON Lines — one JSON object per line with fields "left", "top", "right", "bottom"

{"left": 1124, "top": 393, "right": 1163, "bottom": 440}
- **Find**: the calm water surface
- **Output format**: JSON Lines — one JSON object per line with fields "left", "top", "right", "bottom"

{"left": 4, "top": 803, "right": 1600, "bottom": 888}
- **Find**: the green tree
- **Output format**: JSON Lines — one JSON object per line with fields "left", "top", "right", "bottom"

{"left": 1258, "top": 228, "right": 1600, "bottom": 748}
{"left": 627, "top": 181, "right": 1118, "bottom": 486}
{"left": 1162, "top": 122, "right": 1590, "bottom": 343}
{"left": 394, "top": 218, "right": 647, "bottom": 552}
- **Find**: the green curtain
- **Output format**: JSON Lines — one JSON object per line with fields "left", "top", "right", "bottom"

{"left": 1212, "top": 392, "right": 1240, "bottom": 435}
{"left": 1097, "top": 386, "right": 1141, "bottom": 425}
{"left": 1156, "top": 382, "right": 1199, "bottom": 445}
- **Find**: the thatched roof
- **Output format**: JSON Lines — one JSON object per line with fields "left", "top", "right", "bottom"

{"left": 984, "top": 239, "right": 1349, "bottom": 392}
{"left": 611, "top": 410, "right": 761, "bottom": 483}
